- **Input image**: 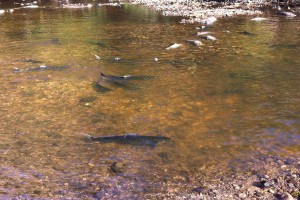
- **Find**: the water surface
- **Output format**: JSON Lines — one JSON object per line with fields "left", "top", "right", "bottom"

{"left": 0, "top": 1, "right": 299, "bottom": 199}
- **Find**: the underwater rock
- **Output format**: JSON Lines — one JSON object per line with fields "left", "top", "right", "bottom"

{"left": 200, "top": 35, "right": 216, "bottom": 41}
{"left": 62, "top": 4, "right": 93, "bottom": 8}
{"left": 201, "top": 16, "right": 217, "bottom": 25}
{"left": 166, "top": 43, "right": 181, "bottom": 50}
{"left": 197, "top": 31, "right": 212, "bottom": 36}
{"left": 277, "top": 11, "right": 296, "bottom": 17}
{"left": 251, "top": 17, "right": 268, "bottom": 21}
{"left": 98, "top": 3, "right": 124, "bottom": 7}
{"left": 186, "top": 40, "right": 202, "bottom": 46}
{"left": 95, "top": 55, "right": 101, "bottom": 60}
{"left": 109, "top": 162, "right": 125, "bottom": 174}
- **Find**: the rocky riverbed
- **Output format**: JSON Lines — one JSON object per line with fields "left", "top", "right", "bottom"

{"left": 155, "top": 156, "right": 300, "bottom": 200}
{"left": 125, "top": 0, "right": 298, "bottom": 23}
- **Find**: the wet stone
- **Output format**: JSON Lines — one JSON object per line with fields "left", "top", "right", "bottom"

{"left": 277, "top": 160, "right": 285, "bottom": 166}
{"left": 192, "top": 186, "right": 205, "bottom": 193}
{"left": 238, "top": 192, "right": 247, "bottom": 199}
{"left": 109, "top": 162, "right": 125, "bottom": 174}
{"left": 232, "top": 184, "right": 240, "bottom": 190}
{"left": 263, "top": 181, "right": 271, "bottom": 188}
{"left": 255, "top": 190, "right": 263, "bottom": 197}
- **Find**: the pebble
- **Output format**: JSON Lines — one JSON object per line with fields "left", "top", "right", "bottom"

{"left": 251, "top": 17, "right": 268, "bottom": 21}
{"left": 201, "top": 16, "right": 217, "bottom": 25}
{"left": 291, "top": 174, "right": 297, "bottom": 179}
{"left": 263, "top": 181, "right": 271, "bottom": 188}
{"left": 277, "top": 160, "right": 285, "bottom": 166}
{"left": 255, "top": 190, "right": 263, "bottom": 197}
{"left": 109, "top": 162, "right": 125, "bottom": 173}
{"left": 278, "top": 192, "right": 294, "bottom": 200}
{"left": 166, "top": 43, "right": 181, "bottom": 50}
{"left": 186, "top": 40, "right": 202, "bottom": 46}
{"left": 129, "top": 0, "right": 263, "bottom": 24}
{"left": 200, "top": 35, "right": 216, "bottom": 41}
{"left": 232, "top": 184, "right": 240, "bottom": 190}
{"left": 197, "top": 31, "right": 212, "bottom": 36}
{"left": 268, "top": 188, "right": 275, "bottom": 194}
{"left": 238, "top": 193, "right": 247, "bottom": 199}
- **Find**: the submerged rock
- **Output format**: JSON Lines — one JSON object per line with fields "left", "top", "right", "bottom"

{"left": 251, "top": 17, "right": 268, "bottom": 21}
{"left": 186, "top": 40, "right": 202, "bottom": 46}
{"left": 277, "top": 11, "right": 296, "bottom": 17}
{"left": 197, "top": 31, "right": 212, "bottom": 36}
{"left": 276, "top": 192, "right": 294, "bottom": 200}
{"left": 200, "top": 35, "right": 217, "bottom": 41}
{"left": 166, "top": 43, "right": 181, "bottom": 50}
{"left": 98, "top": 3, "right": 123, "bottom": 7}
{"left": 109, "top": 162, "right": 125, "bottom": 174}
{"left": 22, "top": 4, "right": 39, "bottom": 8}
{"left": 201, "top": 16, "right": 217, "bottom": 25}
{"left": 196, "top": 26, "right": 206, "bottom": 30}
{"left": 62, "top": 4, "right": 93, "bottom": 8}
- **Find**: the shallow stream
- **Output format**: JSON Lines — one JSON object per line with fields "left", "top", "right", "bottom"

{"left": 0, "top": 1, "right": 299, "bottom": 199}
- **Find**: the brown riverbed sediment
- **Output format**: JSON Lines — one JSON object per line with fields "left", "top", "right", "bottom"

{"left": 0, "top": 1, "right": 300, "bottom": 199}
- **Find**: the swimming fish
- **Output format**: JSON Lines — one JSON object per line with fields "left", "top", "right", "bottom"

{"left": 86, "top": 133, "right": 171, "bottom": 147}
{"left": 238, "top": 31, "right": 256, "bottom": 36}
{"left": 93, "top": 72, "right": 155, "bottom": 92}
{"left": 13, "top": 65, "right": 70, "bottom": 72}
{"left": 21, "top": 58, "right": 43, "bottom": 64}
{"left": 100, "top": 72, "right": 154, "bottom": 82}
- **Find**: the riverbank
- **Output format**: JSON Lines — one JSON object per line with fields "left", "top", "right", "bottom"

{"left": 151, "top": 156, "right": 300, "bottom": 200}
{"left": 125, "top": 0, "right": 298, "bottom": 23}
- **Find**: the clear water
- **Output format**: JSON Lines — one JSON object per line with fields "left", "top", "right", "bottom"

{"left": 0, "top": 1, "right": 299, "bottom": 198}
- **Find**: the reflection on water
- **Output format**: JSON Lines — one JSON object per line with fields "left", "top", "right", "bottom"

{"left": 0, "top": 2, "right": 299, "bottom": 198}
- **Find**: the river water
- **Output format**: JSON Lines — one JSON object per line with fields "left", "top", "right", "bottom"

{"left": 0, "top": 1, "right": 299, "bottom": 199}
